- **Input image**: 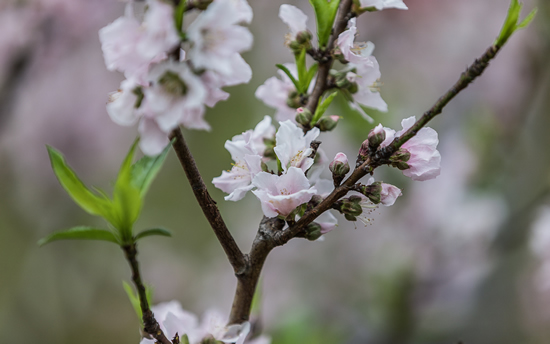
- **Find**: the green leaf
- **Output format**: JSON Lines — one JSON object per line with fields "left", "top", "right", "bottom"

{"left": 131, "top": 141, "right": 172, "bottom": 198}
{"left": 495, "top": 0, "right": 537, "bottom": 48}
{"left": 309, "top": 0, "right": 341, "bottom": 48}
{"left": 174, "top": 0, "right": 186, "bottom": 37}
{"left": 38, "top": 226, "right": 119, "bottom": 246}
{"left": 295, "top": 48, "right": 308, "bottom": 93}
{"left": 47, "top": 146, "right": 116, "bottom": 222}
{"left": 311, "top": 90, "right": 338, "bottom": 124}
{"left": 113, "top": 140, "right": 142, "bottom": 242}
{"left": 276, "top": 64, "right": 301, "bottom": 92}
{"left": 123, "top": 281, "right": 143, "bottom": 320}
{"left": 135, "top": 228, "right": 172, "bottom": 241}
{"left": 304, "top": 63, "right": 319, "bottom": 93}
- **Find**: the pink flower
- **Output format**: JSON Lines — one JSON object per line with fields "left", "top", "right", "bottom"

{"left": 359, "top": 0, "right": 408, "bottom": 10}
{"left": 274, "top": 120, "right": 320, "bottom": 173}
{"left": 140, "top": 301, "right": 202, "bottom": 344}
{"left": 106, "top": 79, "right": 141, "bottom": 126}
{"left": 336, "top": 18, "right": 375, "bottom": 65}
{"left": 380, "top": 183, "right": 402, "bottom": 206}
{"left": 137, "top": 0, "right": 181, "bottom": 61}
{"left": 380, "top": 116, "right": 441, "bottom": 181}
{"left": 252, "top": 167, "right": 317, "bottom": 218}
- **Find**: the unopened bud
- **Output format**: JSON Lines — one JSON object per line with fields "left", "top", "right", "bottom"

{"left": 181, "top": 334, "right": 190, "bottom": 344}
{"left": 368, "top": 124, "right": 386, "bottom": 149}
{"left": 286, "top": 91, "right": 302, "bottom": 108}
{"left": 318, "top": 116, "right": 339, "bottom": 132}
{"left": 305, "top": 222, "right": 322, "bottom": 241}
{"left": 296, "top": 30, "right": 313, "bottom": 44}
{"left": 348, "top": 82, "right": 359, "bottom": 94}
{"left": 390, "top": 148, "right": 411, "bottom": 162}
{"left": 289, "top": 40, "right": 303, "bottom": 55}
{"left": 329, "top": 153, "right": 350, "bottom": 176}
{"left": 295, "top": 107, "right": 313, "bottom": 126}
{"left": 359, "top": 182, "right": 382, "bottom": 204}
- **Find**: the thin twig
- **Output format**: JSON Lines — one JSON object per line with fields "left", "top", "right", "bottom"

{"left": 169, "top": 127, "right": 247, "bottom": 274}
{"left": 122, "top": 244, "right": 172, "bottom": 344}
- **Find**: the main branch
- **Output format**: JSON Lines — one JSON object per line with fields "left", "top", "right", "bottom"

{"left": 170, "top": 127, "right": 247, "bottom": 274}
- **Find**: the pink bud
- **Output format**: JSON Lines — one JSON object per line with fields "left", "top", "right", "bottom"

{"left": 329, "top": 152, "right": 350, "bottom": 176}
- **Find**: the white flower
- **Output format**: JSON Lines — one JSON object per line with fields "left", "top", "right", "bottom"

{"left": 137, "top": 0, "right": 181, "bottom": 61}
{"left": 252, "top": 167, "right": 317, "bottom": 218}
{"left": 255, "top": 65, "right": 298, "bottom": 122}
{"left": 231, "top": 116, "right": 276, "bottom": 156}
{"left": 99, "top": 4, "right": 149, "bottom": 83}
{"left": 359, "top": 0, "right": 408, "bottom": 10}
{"left": 274, "top": 120, "right": 320, "bottom": 173}
{"left": 279, "top": 5, "right": 308, "bottom": 41}
{"left": 187, "top": 0, "right": 253, "bottom": 81}
{"left": 336, "top": 18, "right": 375, "bottom": 65}
{"left": 140, "top": 301, "right": 202, "bottom": 344}
{"left": 106, "top": 79, "right": 141, "bottom": 126}
{"left": 138, "top": 116, "right": 171, "bottom": 156}
{"left": 144, "top": 60, "right": 208, "bottom": 132}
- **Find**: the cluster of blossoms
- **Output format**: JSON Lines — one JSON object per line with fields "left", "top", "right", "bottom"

{"left": 214, "top": 0, "right": 439, "bottom": 241}
{"left": 255, "top": 0, "right": 406, "bottom": 123}
{"left": 141, "top": 301, "right": 270, "bottom": 344}
{"left": 99, "top": 0, "right": 253, "bottom": 155}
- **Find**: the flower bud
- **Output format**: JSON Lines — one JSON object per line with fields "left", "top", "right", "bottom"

{"left": 318, "top": 116, "right": 339, "bottom": 132}
{"left": 358, "top": 139, "right": 370, "bottom": 158}
{"left": 296, "top": 30, "right": 313, "bottom": 44}
{"left": 262, "top": 137, "right": 276, "bottom": 159}
{"left": 295, "top": 107, "right": 313, "bottom": 126}
{"left": 305, "top": 222, "right": 322, "bottom": 241}
{"left": 390, "top": 148, "right": 411, "bottom": 163}
{"left": 358, "top": 182, "right": 382, "bottom": 204}
{"left": 368, "top": 124, "right": 386, "bottom": 149}
{"left": 286, "top": 91, "right": 302, "bottom": 108}
{"left": 329, "top": 153, "right": 350, "bottom": 176}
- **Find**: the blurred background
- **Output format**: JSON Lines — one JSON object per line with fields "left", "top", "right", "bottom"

{"left": 1, "top": 0, "right": 549, "bottom": 343}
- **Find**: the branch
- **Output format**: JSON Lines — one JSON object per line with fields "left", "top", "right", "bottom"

{"left": 281, "top": 43, "right": 505, "bottom": 243}
{"left": 122, "top": 244, "right": 173, "bottom": 344}
{"left": 304, "top": 0, "right": 354, "bottom": 116}
{"left": 169, "top": 127, "right": 247, "bottom": 274}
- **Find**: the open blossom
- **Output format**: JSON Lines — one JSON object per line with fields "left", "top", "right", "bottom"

{"left": 279, "top": 4, "right": 308, "bottom": 41}
{"left": 381, "top": 116, "right": 441, "bottom": 181}
{"left": 255, "top": 64, "right": 299, "bottom": 122}
{"left": 252, "top": 167, "right": 317, "bottom": 218}
{"left": 106, "top": 79, "right": 141, "bottom": 127}
{"left": 337, "top": 19, "right": 387, "bottom": 121}
{"left": 99, "top": 1, "right": 180, "bottom": 84}
{"left": 359, "top": 0, "right": 408, "bottom": 10}
{"left": 212, "top": 132, "right": 263, "bottom": 201}
{"left": 336, "top": 18, "right": 375, "bottom": 65}
{"left": 213, "top": 116, "right": 275, "bottom": 201}
{"left": 144, "top": 60, "right": 208, "bottom": 132}
{"left": 274, "top": 120, "right": 320, "bottom": 172}
{"left": 187, "top": 0, "right": 253, "bottom": 83}
{"left": 140, "top": 302, "right": 269, "bottom": 344}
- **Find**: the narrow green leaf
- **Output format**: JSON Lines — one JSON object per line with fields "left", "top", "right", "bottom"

{"left": 131, "top": 140, "right": 172, "bottom": 198}
{"left": 309, "top": 0, "right": 340, "bottom": 48}
{"left": 495, "top": 0, "right": 537, "bottom": 48}
{"left": 311, "top": 91, "right": 338, "bottom": 125}
{"left": 135, "top": 228, "right": 172, "bottom": 241}
{"left": 47, "top": 146, "right": 115, "bottom": 221}
{"left": 295, "top": 48, "right": 308, "bottom": 93}
{"left": 123, "top": 281, "right": 143, "bottom": 320}
{"left": 518, "top": 7, "right": 537, "bottom": 29}
{"left": 174, "top": 0, "right": 186, "bottom": 36}
{"left": 113, "top": 140, "right": 142, "bottom": 241}
{"left": 276, "top": 64, "right": 301, "bottom": 92}
{"left": 38, "top": 226, "right": 119, "bottom": 246}
{"left": 305, "top": 63, "right": 319, "bottom": 93}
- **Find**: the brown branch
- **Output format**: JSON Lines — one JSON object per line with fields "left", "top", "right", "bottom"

{"left": 304, "top": 0, "right": 354, "bottom": 117}
{"left": 169, "top": 127, "right": 247, "bottom": 274}
{"left": 122, "top": 244, "right": 172, "bottom": 344}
